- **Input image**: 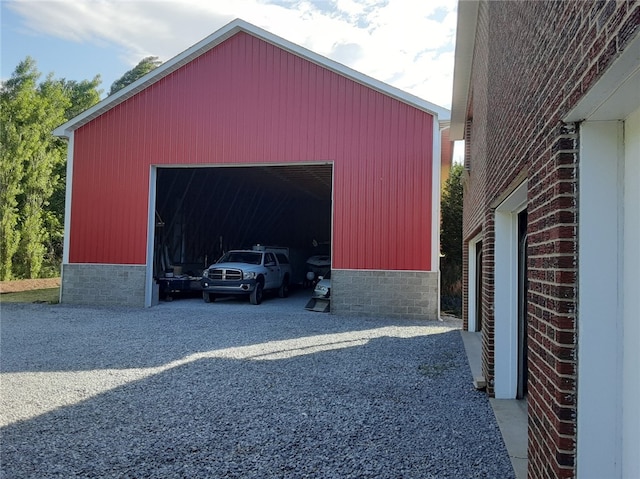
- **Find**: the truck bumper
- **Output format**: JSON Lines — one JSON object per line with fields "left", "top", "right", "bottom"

{"left": 200, "top": 279, "right": 257, "bottom": 295}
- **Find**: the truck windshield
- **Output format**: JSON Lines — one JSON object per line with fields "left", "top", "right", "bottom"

{"left": 218, "top": 252, "right": 263, "bottom": 265}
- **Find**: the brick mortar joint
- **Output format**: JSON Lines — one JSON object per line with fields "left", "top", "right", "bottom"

{"left": 553, "top": 149, "right": 579, "bottom": 155}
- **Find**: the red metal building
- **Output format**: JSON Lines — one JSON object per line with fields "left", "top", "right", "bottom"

{"left": 54, "top": 19, "right": 449, "bottom": 317}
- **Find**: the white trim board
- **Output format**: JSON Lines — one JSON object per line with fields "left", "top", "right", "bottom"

{"left": 493, "top": 181, "right": 527, "bottom": 399}
{"left": 432, "top": 121, "right": 443, "bottom": 275}
{"left": 621, "top": 106, "right": 640, "bottom": 479}
{"left": 145, "top": 166, "right": 158, "bottom": 308}
{"left": 467, "top": 233, "right": 483, "bottom": 333}
{"left": 577, "top": 111, "right": 640, "bottom": 479}
{"left": 571, "top": 29, "right": 640, "bottom": 478}
{"left": 450, "top": 0, "right": 480, "bottom": 139}
{"left": 577, "top": 120, "right": 624, "bottom": 478}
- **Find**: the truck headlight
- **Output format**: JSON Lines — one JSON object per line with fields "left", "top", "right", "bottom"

{"left": 316, "top": 285, "right": 329, "bottom": 295}
{"left": 202, "top": 269, "right": 209, "bottom": 278}
{"left": 243, "top": 271, "right": 257, "bottom": 280}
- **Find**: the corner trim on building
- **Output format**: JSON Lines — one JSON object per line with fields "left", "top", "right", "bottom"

{"left": 494, "top": 180, "right": 527, "bottom": 399}
{"left": 432, "top": 120, "right": 442, "bottom": 275}
{"left": 145, "top": 166, "right": 158, "bottom": 308}
{"left": 467, "top": 232, "right": 483, "bottom": 333}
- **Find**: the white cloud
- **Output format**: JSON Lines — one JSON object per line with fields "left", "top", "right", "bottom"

{"left": 6, "top": 0, "right": 457, "bottom": 107}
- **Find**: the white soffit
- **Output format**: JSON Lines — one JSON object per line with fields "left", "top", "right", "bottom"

{"left": 53, "top": 18, "right": 449, "bottom": 138}
{"left": 450, "top": 0, "right": 479, "bottom": 140}
{"left": 565, "top": 33, "right": 640, "bottom": 122}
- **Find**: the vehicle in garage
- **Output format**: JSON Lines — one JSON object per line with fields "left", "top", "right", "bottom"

{"left": 305, "top": 270, "right": 331, "bottom": 312}
{"left": 201, "top": 245, "right": 291, "bottom": 305}
{"left": 157, "top": 272, "right": 202, "bottom": 302}
{"left": 304, "top": 254, "right": 331, "bottom": 287}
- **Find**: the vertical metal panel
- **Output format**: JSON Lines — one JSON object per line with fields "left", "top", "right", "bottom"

{"left": 70, "top": 32, "right": 435, "bottom": 270}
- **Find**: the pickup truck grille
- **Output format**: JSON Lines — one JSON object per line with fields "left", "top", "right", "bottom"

{"left": 209, "top": 268, "right": 242, "bottom": 281}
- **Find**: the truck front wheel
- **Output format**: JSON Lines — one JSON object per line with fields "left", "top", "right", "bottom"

{"left": 250, "top": 282, "right": 264, "bottom": 305}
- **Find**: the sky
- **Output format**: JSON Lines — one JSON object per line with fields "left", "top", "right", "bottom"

{"left": 1, "top": 0, "right": 459, "bottom": 110}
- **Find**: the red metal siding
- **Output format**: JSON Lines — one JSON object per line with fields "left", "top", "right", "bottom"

{"left": 70, "top": 32, "right": 435, "bottom": 270}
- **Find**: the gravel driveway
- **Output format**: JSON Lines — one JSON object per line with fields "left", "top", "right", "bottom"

{"left": 1, "top": 290, "right": 515, "bottom": 478}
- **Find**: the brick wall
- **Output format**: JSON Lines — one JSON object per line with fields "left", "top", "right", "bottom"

{"left": 62, "top": 264, "right": 147, "bottom": 307}
{"left": 526, "top": 124, "right": 579, "bottom": 479}
{"left": 462, "top": 0, "right": 491, "bottom": 363}
{"left": 461, "top": 1, "right": 639, "bottom": 478}
{"left": 331, "top": 269, "right": 439, "bottom": 320}
{"left": 462, "top": 3, "right": 493, "bottom": 329}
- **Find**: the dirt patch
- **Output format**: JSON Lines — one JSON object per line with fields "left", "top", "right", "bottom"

{"left": 0, "top": 278, "right": 61, "bottom": 294}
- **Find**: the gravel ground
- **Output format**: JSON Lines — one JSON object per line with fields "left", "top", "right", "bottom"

{"left": 0, "top": 290, "right": 515, "bottom": 479}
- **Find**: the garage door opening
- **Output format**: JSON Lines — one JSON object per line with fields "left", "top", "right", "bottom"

{"left": 150, "top": 163, "right": 333, "bottom": 300}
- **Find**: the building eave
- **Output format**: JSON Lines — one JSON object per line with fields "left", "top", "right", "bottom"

{"left": 450, "top": 0, "right": 479, "bottom": 140}
{"left": 53, "top": 18, "right": 449, "bottom": 138}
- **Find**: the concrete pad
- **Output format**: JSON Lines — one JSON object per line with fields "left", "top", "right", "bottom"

{"left": 460, "top": 330, "right": 528, "bottom": 479}
{"left": 460, "top": 330, "right": 483, "bottom": 382}
{"left": 490, "top": 398, "right": 528, "bottom": 479}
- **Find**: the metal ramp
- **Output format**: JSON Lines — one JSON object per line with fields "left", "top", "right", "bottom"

{"left": 304, "top": 297, "right": 330, "bottom": 312}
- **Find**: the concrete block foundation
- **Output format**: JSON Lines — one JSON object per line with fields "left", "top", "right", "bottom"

{"left": 61, "top": 264, "right": 147, "bottom": 307}
{"left": 331, "top": 269, "right": 439, "bottom": 320}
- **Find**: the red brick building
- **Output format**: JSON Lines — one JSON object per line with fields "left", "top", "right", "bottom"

{"left": 451, "top": 1, "right": 639, "bottom": 478}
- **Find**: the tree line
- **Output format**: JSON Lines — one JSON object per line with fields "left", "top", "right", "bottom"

{"left": 0, "top": 56, "right": 161, "bottom": 280}
{"left": 440, "top": 162, "right": 463, "bottom": 316}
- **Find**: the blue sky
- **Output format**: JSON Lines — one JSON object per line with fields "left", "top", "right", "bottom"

{"left": 1, "top": 0, "right": 459, "bottom": 109}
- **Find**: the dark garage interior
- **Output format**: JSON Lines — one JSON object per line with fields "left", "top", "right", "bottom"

{"left": 154, "top": 164, "right": 333, "bottom": 285}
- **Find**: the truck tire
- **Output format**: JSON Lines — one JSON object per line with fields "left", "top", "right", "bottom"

{"left": 278, "top": 276, "right": 289, "bottom": 298}
{"left": 203, "top": 292, "right": 211, "bottom": 303}
{"left": 250, "top": 281, "right": 263, "bottom": 305}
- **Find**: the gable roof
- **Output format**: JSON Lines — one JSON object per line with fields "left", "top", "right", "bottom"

{"left": 53, "top": 18, "right": 449, "bottom": 137}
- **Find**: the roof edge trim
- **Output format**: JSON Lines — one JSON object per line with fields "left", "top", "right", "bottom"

{"left": 450, "top": 1, "right": 479, "bottom": 140}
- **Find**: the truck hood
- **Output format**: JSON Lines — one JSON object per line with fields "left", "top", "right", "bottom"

{"left": 208, "top": 262, "right": 263, "bottom": 271}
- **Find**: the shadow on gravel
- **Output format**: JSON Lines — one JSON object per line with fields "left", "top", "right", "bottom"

{"left": 1, "top": 306, "right": 515, "bottom": 478}
{"left": 0, "top": 292, "right": 458, "bottom": 374}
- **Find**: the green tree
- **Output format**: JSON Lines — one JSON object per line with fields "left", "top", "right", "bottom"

{"left": 9, "top": 64, "right": 70, "bottom": 278}
{"left": 45, "top": 76, "right": 103, "bottom": 263}
{"left": 0, "top": 62, "right": 31, "bottom": 279}
{"left": 440, "top": 163, "right": 463, "bottom": 314}
{"left": 0, "top": 58, "right": 101, "bottom": 280}
{"left": 108, "top": 56, "right": 161, "bottom": 96}
{"left": 0, "top": 58, "right": 49, "bottom": 279}
{"left": 61, "top": 76, "right": 102, "bottom": 118}
{"left": 20, "top": 76, "right": 68, "bottom": 278}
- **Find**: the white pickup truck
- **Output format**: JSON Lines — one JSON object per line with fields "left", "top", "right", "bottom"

{"left": 200, "top": 246, "right": 291, "bottom": 305}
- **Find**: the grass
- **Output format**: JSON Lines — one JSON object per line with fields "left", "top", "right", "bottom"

{"left": 0, "top": 288, "right": 60, "bottom": 304}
